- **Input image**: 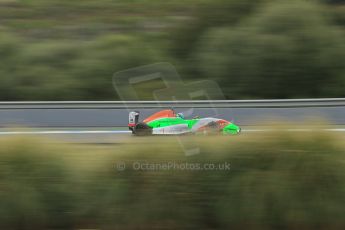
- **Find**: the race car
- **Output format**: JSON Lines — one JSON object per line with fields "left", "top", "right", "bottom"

{"left": 128, "top": 109, "right": 241, "bottom": 135}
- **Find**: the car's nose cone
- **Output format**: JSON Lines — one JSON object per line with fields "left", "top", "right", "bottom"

{"left": 223, "top": 123, "right": 241, "bottom": 135}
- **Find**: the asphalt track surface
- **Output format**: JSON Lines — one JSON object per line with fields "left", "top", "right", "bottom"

{"left": 0, "top": 100, "right": 344, "bottom": 143}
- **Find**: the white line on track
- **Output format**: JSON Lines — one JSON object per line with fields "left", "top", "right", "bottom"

{"left": 0, "top": 130, "right": 132, "bottom": 135}
{"left": 0, "top": 129, "right": 344, "bottom": 135}
{"left": 244, "top": 129, "right": 345, "bottom": 132}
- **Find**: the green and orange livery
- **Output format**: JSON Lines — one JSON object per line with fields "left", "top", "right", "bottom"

{"left": 129, "top": 109, "right": 241, "bottom": 135}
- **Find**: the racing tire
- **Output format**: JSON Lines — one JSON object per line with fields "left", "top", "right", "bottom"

{"left": 133, "top": 122, "right": 152, "bottom": 136}
{"left": 204, "top": 121, "right": 221, "bottom": 135}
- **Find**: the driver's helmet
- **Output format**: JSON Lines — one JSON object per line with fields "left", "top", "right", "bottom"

{"left": 177, "top": 113, "right": 184, "bottom": 119}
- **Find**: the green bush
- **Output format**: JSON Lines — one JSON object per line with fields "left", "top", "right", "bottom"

{"left": 195, "top": 0, "right": 345, "bottom": 99}
{"left": 0, "top": 138, "right": 76, "bottom": 229}
{"left": 0, "top": 33, "right": 165, "bottom": 100}
{"left": 0, "top": 33, "right": 21, "bottom": 100}
{"left": 71, "top": 34, "right": 165, "bottom": 100}
{"left": 169, "top": 0, "right": 262, "bottom": 59}
{"left": 1, "top": 130, "right": 345, "bottom": 229}
{"left": 0, "top": 0, "right": 344, "bottom": 100}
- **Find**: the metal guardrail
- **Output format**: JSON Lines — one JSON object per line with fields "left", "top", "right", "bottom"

{"left": 0, "top": 98, "right": 345, "bottom": 109}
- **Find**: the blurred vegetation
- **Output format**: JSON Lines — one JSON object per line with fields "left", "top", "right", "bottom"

{"left": 0, "top": 130, "right": 345, "bottom": 229}
{"left": 196, "top": 1, "right": 345, "bottom": 98}
{"left": 0, "top": 0, "right": 344, "bottom": 100}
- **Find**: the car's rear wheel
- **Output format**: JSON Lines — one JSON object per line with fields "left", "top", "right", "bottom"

{"left": 134, "top": 122, "right": 152, "bottom": 136}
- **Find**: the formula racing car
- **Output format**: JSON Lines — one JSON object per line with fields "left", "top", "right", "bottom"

{"left": 128, "top": 109, "right": 241, "bottom": 135}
